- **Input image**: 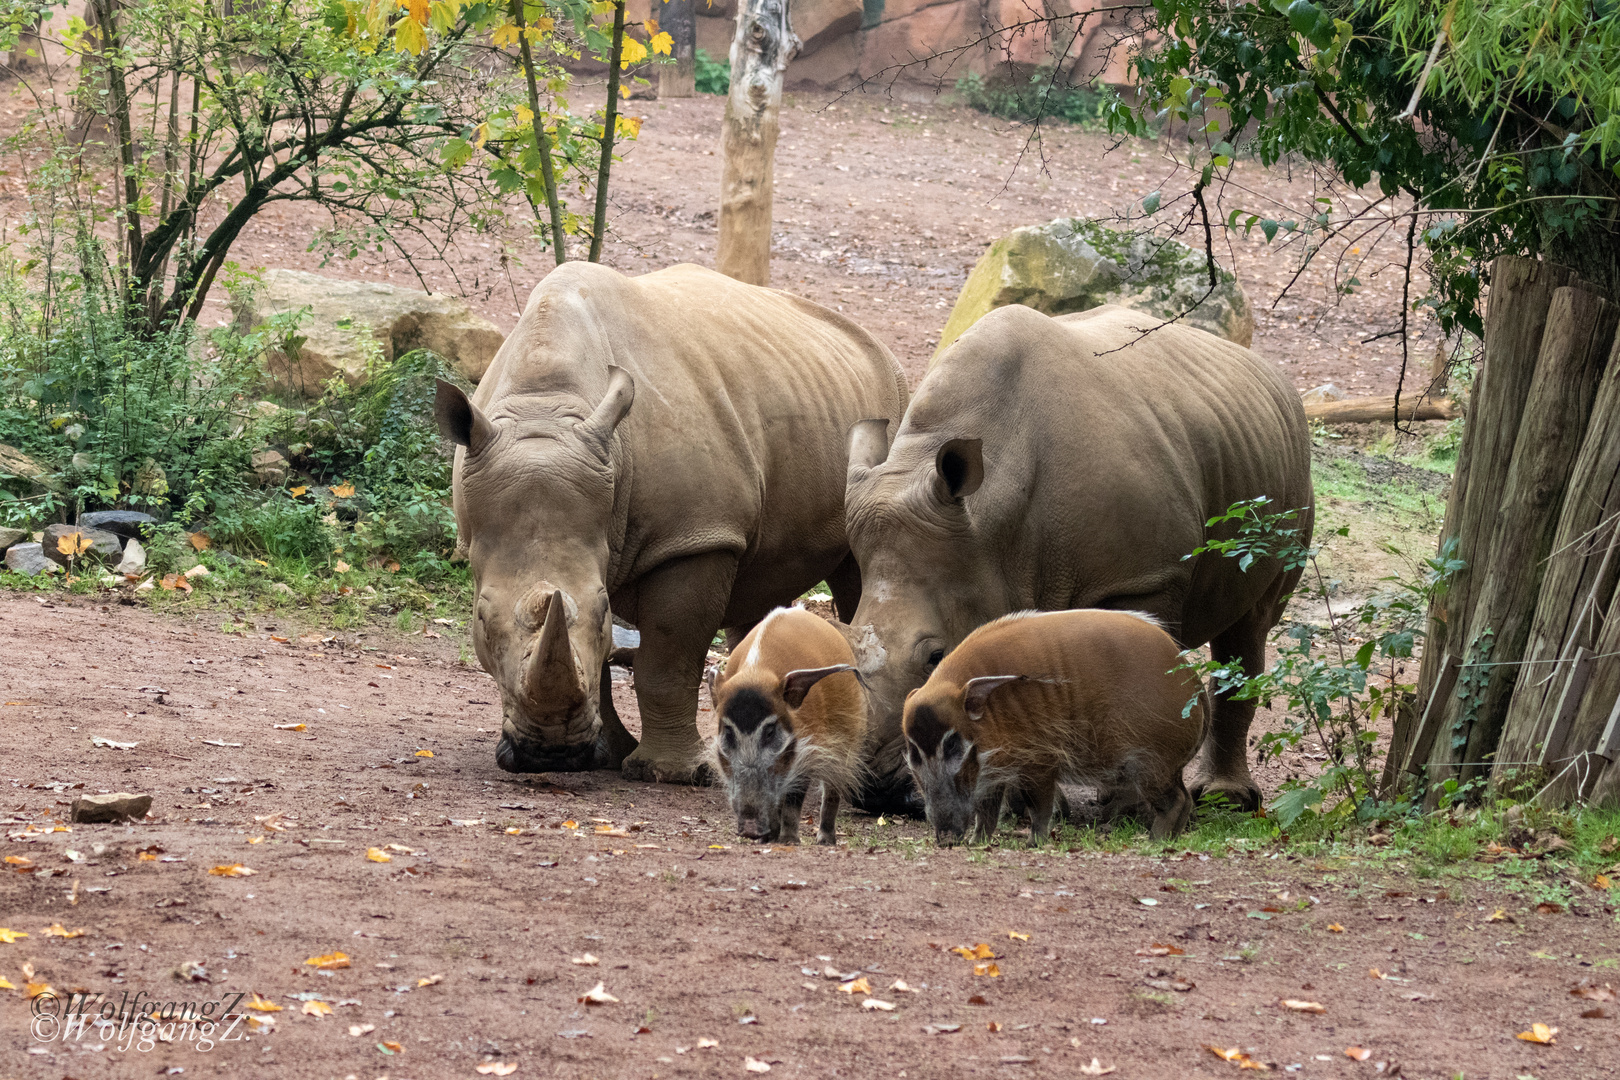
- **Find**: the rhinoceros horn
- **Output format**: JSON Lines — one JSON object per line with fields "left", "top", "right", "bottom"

{"left": 525, "top": 590, "right": 586, "bottom": 709}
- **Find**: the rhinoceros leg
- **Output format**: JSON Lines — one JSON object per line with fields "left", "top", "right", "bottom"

{"left": 621, "top": 551, "right": 739, "bottom": 785}
{"left": 593, "top": 662, "right": 639, "bottom": 770}
{"left": 825, "top": 551, "right": 862, "bottom": 623}
{"left": 1189, "top": 594, "right": 1278, "bottom": 812}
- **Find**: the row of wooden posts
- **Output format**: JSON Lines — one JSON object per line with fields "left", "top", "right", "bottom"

{"left": 1384, "top": 255, "right": 1620, "bottom": 809}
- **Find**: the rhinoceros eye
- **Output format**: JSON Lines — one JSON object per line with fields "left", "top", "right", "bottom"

{"left": 928, "top": 648, "right": 945, "bottom": 667}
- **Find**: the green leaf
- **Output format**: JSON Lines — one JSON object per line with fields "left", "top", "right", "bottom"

{"left": 1286, "top": 0, "right": 1321, "bottom": 35}
{"left": 1143, "top": 190, "right": 1161, "bottom": 214}
{"left": 1270, "top": 784, "right": 1323, "bottom": 828}
{"left": 1260, "top": 218, "right": 1279, "bottom": 241}
{"left": 1354, "top": 640, "right": 1376, "bottom": 670}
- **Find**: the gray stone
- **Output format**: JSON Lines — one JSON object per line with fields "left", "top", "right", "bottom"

{"left": 69, "top": 792, "right": 153, "bottom": 823}
{"left": 80, "top": 510, "right": 158, "bottom": 541}
{"left": 233, "top": 269, "right": 506, "bottom": 398}
{"left": 1301, "top": 383, "right": 1346, "bottom": 405}
{"left": 115, "top": 537, "right": 147, "bottom": 576}
{"left": 935, "top": 218, "right": 1255, "bottom": 360}
{"left": 0, "top": 526, "right": 24, "bottom": 554}
{"left": 41, "top": 524, "right": 123, "bottom": 566}
{"left": 251, "top": 449, "right": 289, "bottom": 487}
{"left": 4, "top": 542, "right": 58, "bottom": 576}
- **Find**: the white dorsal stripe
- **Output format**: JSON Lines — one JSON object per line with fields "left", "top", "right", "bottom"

{"left": 743, "top": 607, "right": 789, "bottom": 670}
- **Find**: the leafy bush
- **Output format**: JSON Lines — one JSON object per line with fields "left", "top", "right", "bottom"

{"left": 955, "top": 67, "right": 1112, "bottom": 127}
{"left": 695, "top": 49, "right": 730, "bottom": 95}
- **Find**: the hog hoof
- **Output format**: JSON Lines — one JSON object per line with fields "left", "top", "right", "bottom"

{"left": 1188, "top": 772, "right": 1261, "bottom": 813}
{"left": 815, "top": 830, "right": 838, "bottom": 846}
{"left": 496, "top": 732, "right": 597, "bottom": 774}
{"left": 621, "top": 746, "right": 710, "bottom": 786}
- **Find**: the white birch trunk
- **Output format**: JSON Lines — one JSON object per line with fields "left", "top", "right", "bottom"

{"left": 717, "top": 0, "right": 797, "bottom": 286}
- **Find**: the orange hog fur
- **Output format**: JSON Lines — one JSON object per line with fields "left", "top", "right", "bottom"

{"left": 902, "top": 609, "right": 1207, "bottom": 845}
{"left": 707, "top": 607, "right": 868, "bottom": 845}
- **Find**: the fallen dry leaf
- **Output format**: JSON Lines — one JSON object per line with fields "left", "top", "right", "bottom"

{"left": 159, "top": 573, "right": 193, "bottom": 593}
{"left": 349, "top": 1022, "right": 376, "bottom": 1037}
{"left": 1344, "top": 1047, "right": 1372, "bottom": 1061}
{"left": 974, "top": 962, "right": 1001, "bottom": 978}
{"left": 333, "top": 560, "right": 351, "bottom": 573}
{"left": 986, "top": 1020, "right": 1002, "bottom": 1032}
{"left": 594, "top": 825, "right": 630, "bottom": 837}
{"left": 208, "top": 864, "right": 256, "bottom": 878}
{"left": 1078, "top": 1059, "right": 1116, "bottom": 1076}
{"left": 1570, "top": 981, "right": 1616, "bottom": 1002}
{"left": 838, "top": 977, "right": 872, "bottom": 995}
{"left": 290, "top": 485, "right": 308, "bottom": 497}
{"left": 1535, "top": 901, "right": 1565, "bottom": 915}
{"left": 366, "top": 848, "right": 392, "bottom": 863}
{"left": 0, "top": 977, "right": 14, "bottom": 989}
{"left": 696, "top": 1037, "right": 719, "bottom": 1049}
{"left": 1136, "top": 943, "right": 1186, "bottom": 956}
{"left": 1282, "top": 1000, "right": 1325, "bottom": 1014}
{"left": 188, "top": 532, "right": 211, "bottom": 551}
{"left": 245, "top": 1014, "right": 275, "bottom": 1033}
{"left": 1207, "top": 1046, "right": 1269, "bottom": 1070}
{"left": 1008, "top": 930, "right": 1031, "bottom": 941}
{"left": 305, "top": 951, "right": 351, "bottom": 970}
{"left": 331, "top": 482, "right": 355, "bottom": 498}
{"left": 246, "top": 993, "right": 281, "bottom": 1012}
{"left": 301, "top": 1000, "right": 332, "bottom": 1018}
{"left": 416, "top": 749, "right": 434, "bottom": 758}
{"left": 1326, "top": 923, "right": 1345, "bottom": 933}
{"left": 889, "top": 979, "right": 913, "bottom": 993}
{"left": 562, "top": 819, "right": 579, "bottom": 828}
{"left": 4, "top": 855, "right": 33, "bottom": 868}
{"left": 476, "top": 1065, "right": 519, "bottom": 1076}
{"left": 42, "top": 923, "right": 85, "bottom": 939}
{"left": 952, "top": 943, "right": 996, "bottom": 960}
{"left": 418, "top": 974, "right": 444, "bottom": 987}
{"left": 380, "top": 1040, "right": 405, "bottom": 1053}
{"left": 1516, "top": 1023, "right": 1557, "bottom": 1044}
{"left": 1486, "top": 909, "right": 1513, "bottom": 923}
{"left": 862, "top": 998, "right": 895, "bottom": 1011}
{"left": 24, "top": 980, "right": 53, "bottom": 999}
{"left": 744, "top": 1056, "right": 771, "bottom": 1073}
{"left": 571, "top": 954, "right": 599, "bottom": 966}
{"left": 967, "top": 994, "right": 990, "bottom": 1006}
{"left": 0, "top": 927, "right": 27, "bottom": 944}
{"left": 578, "top": 981, "right": 618, "bottom": 1005}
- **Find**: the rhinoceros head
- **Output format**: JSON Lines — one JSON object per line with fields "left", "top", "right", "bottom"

{"left": 435, "top": 371, "right": 635, "bottom": 773}
{"left": 843, "top": 419, "right": 1004, "bottom": 808}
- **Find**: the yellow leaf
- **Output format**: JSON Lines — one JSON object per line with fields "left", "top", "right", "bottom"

{"left": 290, "top": 485, "right": 308, "bottom": 497}
{"left": 477, "top": 1064, "right": 519, "bottom": 1076}
{"left": 514, "top": 104, "right": 534, "bottom": 126}
{"left": 25, "top": 980, "right": 53, "bottom": 999}
{"left": 188, "top": 532, "right": 211, "bottom": 551}
{"left": 649, "top": 30, "right": 672, "bottom": 55}
{"left": 416, "top": 749, "right": 434, "bottom": 757}
{"left": 398, "top": 0, "right": 429, "bottom": 23}
{"left": 973, "top": 962, "right": 1001, "bottom": 977}
{"left": 208, "top": 864, "right": 257, "bottom": 877}
{"left": 273, "top": 722, "right": 305, "bottom": 731}
{"left": 1326, "top": 923, "right": 1345, "bottom": 933}
{"left": 56, "top": 532, "right": 93, "bottom": 556}
{"left": 1207, "top": 1046, "right": 1269, "bottom": 1070}
{"left": 952, "top": 943, "right": 996, "bottom": 960}
{"left": 1594, "top": 874, "right": 1612, "bottom": 890}
{"left": 491, "top": 21, "right": 520, "bottom": 46}
{"left": 562, "top": 820, "right": 579, "bottom": 828}
{"left": 0, "top": 976, "right": 13, "bottom": 989}
{"left": 367, "top": 847, "right": 393, "bottom": 863}
{"left": 331, "top": 482, "right": 355, "bottom": 498}
{"left": 0, "top": 928, "right": 28, "bottom": 943}
{"left": 334, "top": 560, "right": 351, "bottom": 573}
{"left": 42, "top": 923, "right": 86, "bottom": 939}
{"left": 641, "top": 17, "right": 658, "bottom": 34}
{"left": 254, "top": 558, "right": 270, "bottom": 566}
{"left": 3, "top": 855, "right": 32, "bottom": 867}
{"left": 246, "top": 1013, "right": 276, "bottom": 1033}
{"left": 1486, "top": 909, "right": 1510, "bottom": 922}
{"left": 1007, "top": 931, "right": 1030, "bottom": 942}
{"left": 418, "top": 973, "right": 444, "bottom": 986}
{"left": 619, "top": 36, "right": 648, "bottom": 68}
{"left": 1282, "top": 999, "right": 1325, "bottom": 1013}
{"left": 301, "top": 1000, "right": 333, "bottom": 1017}
{"left": 838, "top": 976, "right": 871, "bottom": 995}
{"left": 247, "top": 993, "right": 282, "bottom": 1012}
{"left": 1344, "top": 1047, "right": 1372, "bottom": 1061}
{"left": 305, "top": 951, "right": 351, "bottom": 970}
{"left": 394, "top": 16, "right": 427, "bottom": 54}
{"left": 578, "top": 980, "right": 618, "bottom": 1004}
{"left": 246, "top": 835, "right": 263, "bottom": 844}
{"left": 595, "top": 824, "right": 629, "bottom": 836}
{"left": 1516, "top": 1023, "right": 1557, "bottom": 1044}
{"left": 138, "top": 850, "right": 159, "bottom": 861}
{"left": 381, "top": 1040, "right": 405, "bottom": 1052}
{"left": 616, "top": 114, "right": 644, "bottom": 139}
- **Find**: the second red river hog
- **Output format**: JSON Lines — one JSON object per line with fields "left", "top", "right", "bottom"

{"left": 707, "top": 607, "right": 868, "bottom": 845}
{"left": 902, "top": 609, "right": 1206, "bottom": 846}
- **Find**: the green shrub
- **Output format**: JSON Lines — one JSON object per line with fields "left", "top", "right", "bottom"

{"left": 955, "top": 67, "right": 1112, "bottom": 127}
{"left": 695, "top": 49, "right": 729, "bottom": 95}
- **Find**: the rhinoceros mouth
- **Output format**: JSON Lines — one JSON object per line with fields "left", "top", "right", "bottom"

{"left": 496, "top": 730, "right": 604, "bottom": 773}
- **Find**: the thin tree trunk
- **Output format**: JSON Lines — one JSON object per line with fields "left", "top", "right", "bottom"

{"left": 717, "top": 0, "right": 798, "bottom": 286}
{"left": 660, "top": 0, "right": 697, "bottom": 98}
{"left": 589, "top": 0, "right": 627, "bottom": 263}
{"left": 1424, "top": 286, "right": 1618, "bottom": 804}
{"left": 515, "top": 1, "right": 568, "bottom": 266}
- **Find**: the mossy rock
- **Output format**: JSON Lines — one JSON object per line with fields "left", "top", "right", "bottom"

{"left": 934, "top": 218, "right": 1254, "bottom": 362}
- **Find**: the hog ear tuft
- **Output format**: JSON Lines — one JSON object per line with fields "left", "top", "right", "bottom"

{"left": 847, "top": 418, "right": 892, "bottom": 476}
{"left": 579, "top": 366, "right": 636, "bottom": 453}
{"left": 435, "top": 380, "right": 494, "bottom": 453}
{"left": 961, "top": 674, "right": 1023, "bottom": 721}
{"left": 780, "top": 664, "right": 856, "bottom": 709}
{"left": 935, "top": 438, "right": 984, "bottom": 502}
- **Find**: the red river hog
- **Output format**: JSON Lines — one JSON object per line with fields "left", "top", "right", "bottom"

{"left": 902, "top": 609, "right": 1206, "bottom": 845}
{"left": 708, "top": 607, "right": 867, "bottom": 845}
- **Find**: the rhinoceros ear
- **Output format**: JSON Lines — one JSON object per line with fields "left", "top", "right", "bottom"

{"left": 961, "top": 674, "right": 1023, "bottom": 721}
{"left": 847, "top": 418, "right": 891, "bottom": 477}
{"left": 579, "top": 366, "right": 635, "bottom": 455}
{"left": 435, "top": 380, "right": 494, "bottom": 454}
{"left": 935, "top": 438, "right": 984, "bottom": 502}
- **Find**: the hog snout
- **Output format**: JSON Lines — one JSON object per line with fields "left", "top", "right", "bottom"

{"left": 933, "top": 826, "right": 965, "bottom": 847}
{"left": 737, "top": 810, "right": 771, "bottom": 840}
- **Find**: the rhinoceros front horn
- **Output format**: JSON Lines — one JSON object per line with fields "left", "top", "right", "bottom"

{"left": 525, "top": 590, "right": 586, "bottom": 709}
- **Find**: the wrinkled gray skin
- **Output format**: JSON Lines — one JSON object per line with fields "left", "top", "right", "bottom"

{"left": 439, "top": 262, "right": 907, "bottom": 781}
{"left": 845, "top": 304, "right": 1313, "bottom": 813}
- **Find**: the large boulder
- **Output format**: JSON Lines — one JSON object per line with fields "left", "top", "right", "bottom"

{"left": 233, "top": 270, "right": 505, "bottom": 398}
{"left": 4, "top": 542, "right": 58, "bottom": 577}
{"left": 79, "top": 510, "right": 158, "bottom": 541}
{"left": 934, "top": 218, "right": 1254, "bottom": 361}
{"left": 0, "top": 526, "right": 24, "bottom": 555}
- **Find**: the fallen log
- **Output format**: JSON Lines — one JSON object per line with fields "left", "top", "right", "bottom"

{"left": 1303, "top": 394, "right": 1462, "bottom": 424}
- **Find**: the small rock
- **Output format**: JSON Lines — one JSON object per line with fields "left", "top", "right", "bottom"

{"left": 115, "top": 537, "right": 147, "bottom": 576}
{"left": 184, "top": 564, "right": 211, "bottom": 579}
{"left": 4, "top": 542, "right": 59, "bottom": 577}
{"left": 69, "top": 792, "right": 153, "bottom": 823}
{"left": 1301, "top": 383, "right": 1346, "bottom": 405}
{"left": 0, "top": 525, "right": 25, "bottom": 554}
{"left": 272, "top": 582, "right": 295, "bottom": 596}
{"left": 79, "top": 510, "right": 158, "bottom": 541}
{"left": 251, "top": 449, "right": 289, "bottom": 487}
{"left": 41, "top": 524, "right": 123, "bottom": 566}
{"left": 173, "top": 960, "right": 210, "bottom": 983}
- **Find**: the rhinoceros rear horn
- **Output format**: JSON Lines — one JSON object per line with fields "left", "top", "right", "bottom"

{"left": 435, "top": 380, "right": 494, "bottom": 454}
{"left": 525, "top": 590, "right": 586, "bottom": 709}
{"left": 579, "top": 366, "right": 635, "bottom": 454}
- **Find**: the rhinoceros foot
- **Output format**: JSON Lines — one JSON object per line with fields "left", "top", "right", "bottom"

{"left": 851, "top": 775, "right": 926, "bottom": 818}
{"left": 496, "top": 731, "right": 599, "bottom": 774}
{"left": 1188, "top": 770, "right": 1262, "bottom": 813}
{"left": 621, "top": 744, "right": 710, "bottom": 786}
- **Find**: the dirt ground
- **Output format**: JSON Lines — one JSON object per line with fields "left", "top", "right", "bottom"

{"left": 2, "top": 594, "right": 1617, "bottom": 1080}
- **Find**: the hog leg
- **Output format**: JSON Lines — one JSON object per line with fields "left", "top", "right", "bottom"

{"left": 971, "top": 785, "right": 1005, "bottom": 844}
{"left": 777, "top": 787, "right": 806, "bottom": 845}
{"left": 1149, "top": 775, "right": 1193, "bottom": 840}
{"left": 621, "top": 551, "right": 739, "bottom": 785}
{"left": 1189, "top": 584, "right": 1287, "bottom": 812}
{"left": 1024, "top": 773, "right": 1060, "bottom": 845}
{"left": 825, "top": 551, "right": 863, "bottom": 623}
{"left": 816, "top": 782, "right": 840, "bottom": 845}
